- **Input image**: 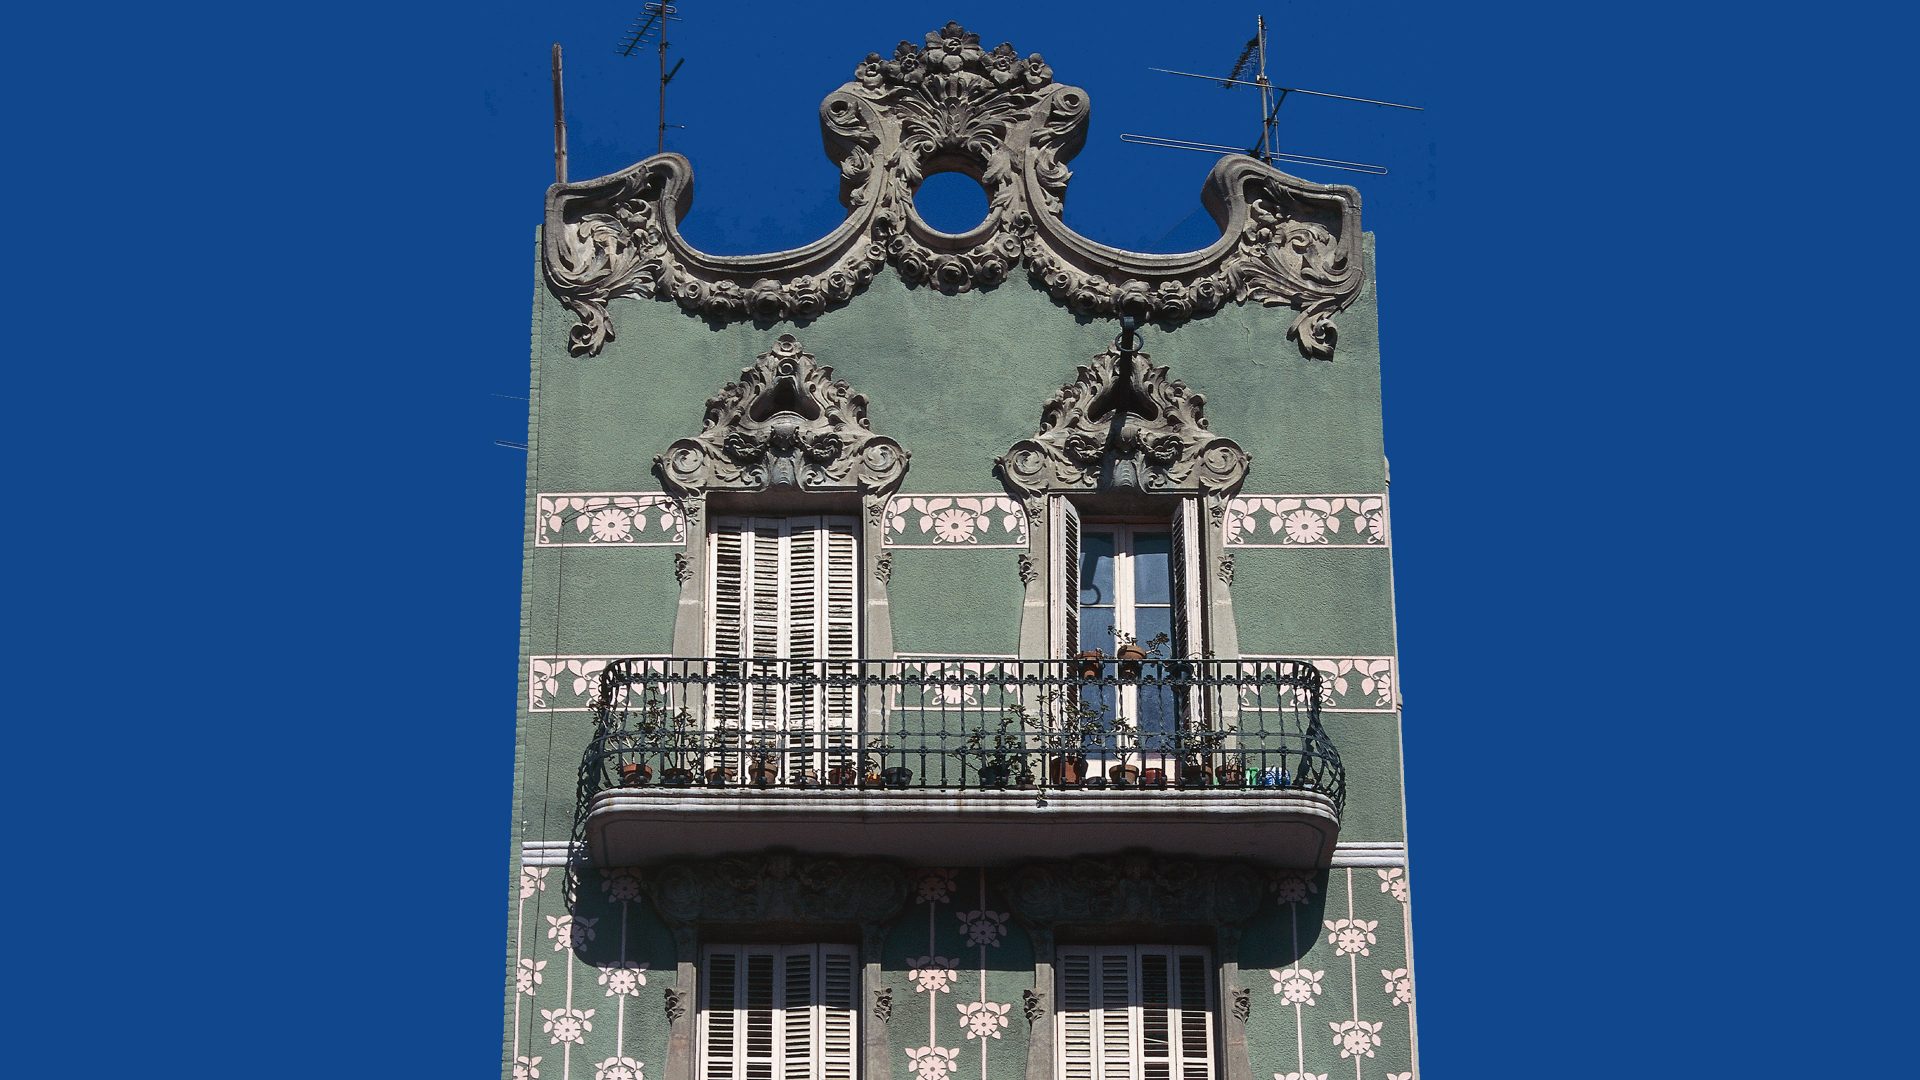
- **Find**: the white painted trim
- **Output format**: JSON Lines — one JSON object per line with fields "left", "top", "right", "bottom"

{"left": 882, "top": 494, "right": 1030, "bottom": 548}
{"left": 520, "top": 837, "right": 1404, "bottom": 868}
{"left": 1242, "top": 655, "right": 1399, "bottom": 713}
{"left": 1222, "top": 494, "right": 1389, "bottom": 548}
{"left": 535, "top": 492, "right": 687, "bottom": 547}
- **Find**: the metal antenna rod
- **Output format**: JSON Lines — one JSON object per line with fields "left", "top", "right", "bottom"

{"left": 551, "top": 43, "right": 567, "bottom": 184}
{"left": 620, "top": 4, "right": 687, "bottom": 155}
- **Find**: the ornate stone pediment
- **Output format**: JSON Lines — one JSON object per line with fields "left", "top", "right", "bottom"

{"left": 656, "top": 334, "right": 909, "bottom": 495}
{"left": 642, "top": 853, "right": 911, "bottom": 928}
{"left": 1005, "top": 853, "right": 1266, "bottom": 928}
{"left": 997, "top": 345, "right": 1249, "bottom": 496}
{"left": 544, "top": 22, "right": 1363, "bottom": 360}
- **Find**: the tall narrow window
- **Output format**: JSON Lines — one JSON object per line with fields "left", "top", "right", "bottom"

{"left": 700, "top": 944, "right": 859, "bottom": 1080}
{"left": 709, "top": 515, "right": 860, "bottom": 762}
{"left": 1056, "top": 946, "right": 1216, "bottom": 1080}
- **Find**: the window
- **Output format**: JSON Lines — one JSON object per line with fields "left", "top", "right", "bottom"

{"left": 1056, "top": 946, "right": 1216, "bottom": 1080}
{"left": 700, "top": 944, "right": 858, "bottom": 1080}
{"left": 708, "top": 515, "right": 860, "bottom": 754}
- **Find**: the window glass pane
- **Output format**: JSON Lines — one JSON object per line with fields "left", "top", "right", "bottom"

{"left": 1078, "top": 617, "right": 1110, "bottom": 656}
{"left": 1134, "top": 607, "right": 1172, "bottom": 656}
{"left": 1080, "top": 532, "right": 1115, "bottom": 606}
{"left": 1133, "top": 530, "right": 1171, "bottom": 605}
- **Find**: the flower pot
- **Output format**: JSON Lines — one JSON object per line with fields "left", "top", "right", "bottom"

{"left": 1178, "top": 763, "right": 1212, "bottom": 788}
{"left": 1082, "top": 775, "right": 1108, "bottom": 789}
{"left": 1117, "top": 644, "right": 1148, "bottom": 681}
{"left": 792, "top": 767, "right": 820, "bottom": 788}
{"left": 618, "top": 761, "right": 653, "bottom": 787}
{"left": 1049, "top": 755, "right": 1088, "bottom": 787}
{"left": 1108, "top": 763, "right": 1140, "bottom": 787}
{"left": 1140, "top": 767, "right": 1167, "bottom": 789}
{"left": 1076, "top": 649, "right": 1105, "bottom": 680}
{"left": 704, "top": 766, "right": 736, "bottom": 787}
{"left": 749, "top": 758, "right": 780, "bottom": 787}
{"left": 826, "top": 765, "right": 858, "bottom": 787}
{"left": 1217, "top": 765, "right": 1246, "bottom": 789}
{"left": 979, "top": 763, "right": 1010, "bottom": 789}
{"left": 881, "top": 766, "right": 913, "bottom": 789}
{"left": 661, "top": 767, "right": 695, "bottom": 787}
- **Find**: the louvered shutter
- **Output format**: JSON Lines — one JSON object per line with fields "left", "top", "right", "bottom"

{"left": 1173, "top": 951, "right": 1214, "bottom": 1080}
{"left": 817, "top": 520, "right": 860, "bottom": 762}
{"left": 785, "top": 518, "right": 823, "bottom": 755}
{"left": 703, "top": 949, "right": 741, "bottom": 1080}
{"left": 1169, "top": 500, "right": 1203, "bottom": 661}
{"left": 1058, "top": 952, "right": 1096, "bottom": 1080}
{"left": 710, "top": 521, "right": 749, "bottom": 730}
{"left": 1051, "top": 496, "right": 1082, "bottom": 658}
{"left": 781, "top": 949, "right": 815, "bottom": 1080}
{"left": 818, "top": 947, "right": 858, "bottom": 1080}
{"left": 1098, "top": 950, "right": 1137, "bottom": 1080}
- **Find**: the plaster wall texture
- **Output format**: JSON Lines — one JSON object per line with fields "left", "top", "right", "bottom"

{"left": 507, "top": 234, "right": 1412, "bottom": 1079}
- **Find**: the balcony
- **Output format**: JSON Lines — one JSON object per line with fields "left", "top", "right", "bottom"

{"left": 577, "top": 657, "right": 1346, "bottom": 868}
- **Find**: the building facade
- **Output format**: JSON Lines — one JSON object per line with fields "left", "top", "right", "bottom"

{"left": 507, "top": 22, "right": 1416, "bottom": 1080}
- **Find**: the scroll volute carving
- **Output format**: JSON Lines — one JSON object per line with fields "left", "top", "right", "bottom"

{"left": 997, "top": 346, "right": 1250, "bottom": 497}
{"left": 1005, "top": 854, "right": 1266, "bottom": 929}
{"left": 656, "top": 335, "right": 909, "bottom": 496}
{"left": 544, "top": 22, "right": 1362, "bottom": 360}
{"left": 642, "top": 853, "right": 911, "bottom": 929}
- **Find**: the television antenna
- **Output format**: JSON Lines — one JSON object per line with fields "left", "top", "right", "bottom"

{"left": 1121, "top": 15, "right": 1421, "bottom": 176}
{"left": 619, "top": 3, "right": 687, "bottom": 154}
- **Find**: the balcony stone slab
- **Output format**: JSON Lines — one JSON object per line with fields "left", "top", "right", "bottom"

{"left": 585, "top": 788, "right": 1340, "bottom": 869}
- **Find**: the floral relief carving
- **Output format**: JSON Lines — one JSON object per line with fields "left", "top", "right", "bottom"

{"left": 1231, "top": 987, "right": 1251, "bottom": 1023}
{"left": 1271, "top": 967, "right": 1325, "bottom": 1006}
{"left": 513, "top": 1055, "right": 542, "bottom": 1080}
{"left": 1022, "top": 989, "right": 1042, "bottom": 1024}
{"left": 1222, "top": 496, "right": 1386, "bottom": 548}
{"left": 544, "top": 22, "right": 1362, "bottom": 360}
{"left": 874, "top": 987, "right": 894, "bottom": 1023}
{"left": 521, "top": 865, "right": 552, "bottom": 899}
{"left": 884, "top": 495, "right": 1029, "bottom": 547}
{"left": 594, "top": 1057, "right": 644, "bottom": 1080}
{"left": 998, "top": 345, "right": 1249, "bottom": 497}
{"left": 656, "top": 335, "right": 908, "bottom": 496}
{"left": 1381, "top": 968, "right": 1412, "bottom": 1007}
{"left": 908, "top": 956, "right": 962, "bottom": 993}
{"left": 1271, "top": 870, "right": 1320, "bottom": 906}
{"left": 546, "top": 914, "right": 597, "bottom": 952}
{"left": 1276, "top": 1073, "right": 1327, "bottom": 1080}
{"left": 957, "top": 1000, "right": 1012, "bottom": 1040}
{"left": 600, "top": 866, "right": 643, "bottom": 903}
{"left": 542, "top": 1006, "right": 594, "bottom": 1046}
{"left": 1377, "top": 867, "right": 1409, "bottom": 904}
{"left": 1329, "top": 1019, "right": 1383, "bottom": 1059}
{"left": 915, "top": 867, "right": 959, "bottom": 904}
{"left": 894, "top": 658, "right": 1020, "bottom": 711}
{"left": 537, "top": 494, "right": 686, "bottom": 547}
{"left": 1243, "top": 658, "right": 1395, "bottom": 712}
{"left": 598, "top": 961, "right": 649, "bottom": 998}
{"left": 531, "top": 657, "right": 666, "bottom": 712}
{"left": 956, "top": 908, "right": 1010, "bottom": 948}
{"left": 1325, "top": 918, "right": 1378, "bottom": 957}
{"left": 904, "top": 1045, "right": 961, "bottom": 1080}
{"left": 517, "top": 958, "right": 547, "bottom": 997}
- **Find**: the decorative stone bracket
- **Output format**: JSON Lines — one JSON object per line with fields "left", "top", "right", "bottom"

{"left": 544, "top": 21, "right": 1363, "bottom": 359}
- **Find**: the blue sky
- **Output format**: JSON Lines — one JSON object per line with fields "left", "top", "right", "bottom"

{"left": 8, "top": 0, "right": 1910, "bottom": 1075}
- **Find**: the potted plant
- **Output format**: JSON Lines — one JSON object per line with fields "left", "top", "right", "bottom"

{"left": 826, "top": 756, "right": 859, "bottom": 788}
{"left": 859, "top": 738, "right": 898, "bottom": 787}
{"left": 618, "top": 760, "right": 653, "bottom": 787}
{"left": 1037, "top": 693, "right": 1105, "bottom": 788}
{"left": 1176, "top": 712, "right": 1232, "bottom": 788}
{"left": 746, "top": 732, "right": 781, "bottom": 788}
{"left": 1103, "top": 714, "right": 1140, "bottom": 786}
{"left": 1075, "top": 648, "right": 1105, "bottom": 680}
{"left": 704, "top": 722, "right": 741, "bottom": 786}
{"left": 1113, "top": 630, "right": 1170, "bottom": 681}
{"left": 964, "top": 713, "right": 1032, "bottom": 789}
{"left": 629, "top": 693, "right": 697, "bottom": 787}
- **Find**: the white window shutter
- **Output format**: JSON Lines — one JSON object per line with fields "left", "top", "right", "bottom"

{"left": 1174, "top": 950, "right": 1214, "bottom": 1080}
{"left": 818, "top": 947, "right": 858, "bottom": 1080}
{"left": 1051, "top": 496, "right": 1082, "bottom": 658}
{"left": 819, "top": 519, "right": 860, "bottom": 759}
{"left": 1097, "top": 950, "right": 1138, "bottom": 1080}
{"left": 1058, "top": 946, "right": 1216, "bottom": 1080}
{"left": 1058, "top": 952, "right": 1096, "bottom": 1080}
{"left": 781, "top": 948, "right": 816, "bottom": 1080}
{"left": 709, "top": 519, "right": 749, "bottom": 730}
{"left": 1169, "top": 500, "right": 1204, "bottom": 660}
{"left": 703, "top": 948, "right": 741, "bottom": 1080}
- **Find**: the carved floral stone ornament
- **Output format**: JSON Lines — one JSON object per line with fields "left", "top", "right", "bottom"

{"left": 656, "top": 334, "right": 909, "bottom": 495}
{"left": 997, "top": 344, "right": 1249, "bottom": 496}
{"left": 544, "top": 22, "right": 1363, "bottom": 359}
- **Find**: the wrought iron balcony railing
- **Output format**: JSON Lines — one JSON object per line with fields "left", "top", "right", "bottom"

{"left": 578, "top": 656, "right": 1344, "bottom": 812}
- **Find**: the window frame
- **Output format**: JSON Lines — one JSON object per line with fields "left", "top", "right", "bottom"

{"left": 698, "top": 942, "right": 861, "bottom": 1080}
{"left": 1053, "top": 944, "right": 1218, "bottom": 1080}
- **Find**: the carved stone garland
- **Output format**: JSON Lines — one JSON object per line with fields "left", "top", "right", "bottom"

{"left": 996, "top": 343, "right": 1250, "bottom": 497}
{"left": 545, "top": 21, "right": 1363, "bottom": 360}
{"left": 656, "top": 334, "right": 908, "bottom": 496}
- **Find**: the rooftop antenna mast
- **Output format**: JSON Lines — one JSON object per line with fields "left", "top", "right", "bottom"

{"left": 1122, "top": 14, "right": 1421, "bottom": 176}
{"left": 619, "top": 3, "right": 687, "bottom": 154}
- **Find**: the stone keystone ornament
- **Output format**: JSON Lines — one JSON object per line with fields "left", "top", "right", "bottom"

{"left": 656, "top": 334, "right": 909, "bottom": 496}
{"left": 545, "top": 21, "right": 1363, "bottom": 359}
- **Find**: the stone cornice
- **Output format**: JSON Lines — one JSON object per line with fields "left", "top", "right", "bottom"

{"left": 543, "top": 21, "right": 1363, "bottom": 360}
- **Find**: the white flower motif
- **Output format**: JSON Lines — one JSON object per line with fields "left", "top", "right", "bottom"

{"left": 1270, "top": 967, "right": 1325, "bottom": 1006}
{"left": 589, "top": 508, "right": 633, "bottom": 542}
{"left": 547, "top": 914, "right": 598, "bottom": 952}
{"left": 513, "top": 1054, "right": 542, "bottom": 1080}
{"left": 1326, "top": 918, "right": 1378, "bottom": 957}
{"left": 915, "top": 868, "right": 959, "bottom": 904}
{"left": 1376, "top": 868, "right": 1408, "bottom": 904}
{"left": 1381, "top": 968, "right": 1412, "bottom": 1007}
{"left": 904, "top": 1046, "right": 960, "bottom": 1080}
{"left": 1364, "top": 511, "right": 1386, "bottom": 543}
{"left": 1283, "top": 509, "right": 1327, "bottom": 544}
{"left": 600, "top": 867, "right": 643, "bottom": 903}
{"left": 656, "top": 501, "right": 685, "bottom": 539}
{"left": 599, "top": 960, "right": 650, "bottom": 997}
{"left": 957, "top": 1000, "right": 1011, "bottom": 1040}
{"left": 530, "top": 660, "right": 561, "bottom": 708}
{"left": 956, "top": 909, "right": 1009, "bottom": 948}
{"left": 521, "top": 865, "right": 551, "bottom": 899}
{"left": 1329, "top": 1019, "right": 1382, "bottom": 1058}
{"left": 931, "top": 508, "right": 978, "bottom": 543}
{"left": 594, "top": 1056, "right": 643, "bottom": 1080}
{"left": 1272, "top": 871, "right": 1319, "bottom": 906}
{"left": 518, "top": 957, "right": 547, "bottom": 996}
{"left": 542, "top": 1006, "right": 594, "bottom": 1045}
{"left": 907, "top": 956, "right": 961, "bottom": 993}
{"left": 1276, "top": 1073, "right": 1328, "bottom": 1080}
{"left": 1388, "top": 1073, "right": 1413, "bottom": 1080}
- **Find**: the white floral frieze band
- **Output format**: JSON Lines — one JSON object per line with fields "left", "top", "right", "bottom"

{"left": 537, "top": 493, "right": 686, "bottom": 547}
{"left": 529, "top": 656, "right": 667, "bottom": 711}
{"left": 885, "top": 496, "right": 1028, "bottom": 548}
{"left": 1223, "top": 496, "right": 1387, "bottom": 548}
{"left": 1242, "top": 657, "right": 1396, "bottom": 712}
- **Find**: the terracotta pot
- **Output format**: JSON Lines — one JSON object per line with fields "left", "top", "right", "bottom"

{"left": 661, "top": 767, "right": 695, "bottom": 787}
{"left": 980, "top": 763, "right": 1011, "bottom": 788}
{"left": 749, "top": 758, "right": 780, "bottom": 787}
{"left": 1217, "top": 765, "right": 1246, "bottom": 788}
{"left": 881, "top": 766, "right": 913, "bottom": 789}
{"left": 1140, "top": 767, "right": 1167, "bottom": 789}
{"left": 618, "top": 761, "right": 652, "bottom": 787}
{"left": 1076, "top": 649, "right": 1105, "bottom": 680}
{"left": 1117, "top": 644, "right": 1148, "bottom": 680}
{"left": 1179, "top": 763, "right": 1212, "bottom": 788}
{"left": 1108, "top": 763, "right": 1140, "bottom": 787}
{"left": 704, "top": 766, "right": 736, "bottom": 787}
{"left": 1049, "top": 755, "right": 1087, "bottom": 786}
{"left": 826, "top": 765, "right": 858, "bottom": 787}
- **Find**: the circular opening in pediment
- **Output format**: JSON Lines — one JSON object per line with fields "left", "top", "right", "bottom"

{"left": 914, "top": 170, "right": 991, "bottom": 236}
